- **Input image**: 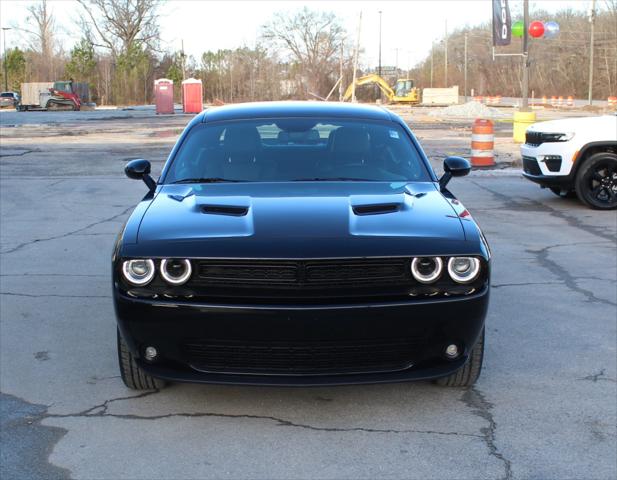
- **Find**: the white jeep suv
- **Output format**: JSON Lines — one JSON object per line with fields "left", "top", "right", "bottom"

{"left": 521, "top": 113, "right": 617, "bottom": 209}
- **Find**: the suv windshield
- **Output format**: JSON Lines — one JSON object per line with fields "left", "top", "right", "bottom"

{"left": 164, "top": 118, "right": 429, "bottom": 183}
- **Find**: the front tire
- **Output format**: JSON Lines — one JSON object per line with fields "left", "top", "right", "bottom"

{"left": 575, "top": 152, "right": 617, "bottom": 210}
{"left": 435, "top": 327, "right": 484, "bottom": 387}
{"left": 117, "top": 329, "right": 166, "bottom": 390}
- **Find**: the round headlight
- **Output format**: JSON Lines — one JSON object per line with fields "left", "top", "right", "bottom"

{"left": 447, "top": 257, "right": 481, "bottom": 283}
{"left": 160, "top": 259, "right": 192, "bottom": 285}
{"left": 122, "top": 259, "right": 155, "bottom": 286}
{"left": 411, "top": 257, "right": 443, "bottom": 284}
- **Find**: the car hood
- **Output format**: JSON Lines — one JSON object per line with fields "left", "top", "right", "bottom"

{"left": 527, "top": 115, "right": 617, "bottom": 133}
{"left": 127, "top": 182, "right": 474, "bottom": 258}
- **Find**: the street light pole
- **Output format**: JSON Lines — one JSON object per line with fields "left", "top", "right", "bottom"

{"left": 588, "top": 0, "right": 596, "bottom": 105}
{"left": 430, "top": 42, "right": 434, "bottom": 88}
{"left": 444, "top": 20, "right": 448, "bottom": 87}
{"left": 521, "top": 0, "right": 530, "bottom": 110}
{"left": 464, "top": 33, "right": 468, "bottom": 102}
{"left": 2, "top": 27, "right": 11, "bottom": 92}
{"left": 378, "top": 11, "right": 382, "bottom": 78}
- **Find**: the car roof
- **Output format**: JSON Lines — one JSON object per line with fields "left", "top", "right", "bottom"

{"left": 200, "top": 101, "right": 395, "bottom": 123}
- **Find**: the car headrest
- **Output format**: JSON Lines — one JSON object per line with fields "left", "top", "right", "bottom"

{"left": 329, "top": 127, "right": 370, "bottom": 155}
{"left": 223, "top": 125, "right": 261, "bottom": 154}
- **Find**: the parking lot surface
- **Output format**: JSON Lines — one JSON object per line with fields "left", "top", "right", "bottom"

{"left": 1, "top": 109, "right": 615, "bottom": 480}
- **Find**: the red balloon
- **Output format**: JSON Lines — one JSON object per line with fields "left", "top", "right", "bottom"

{"left": 529, "top": 21, "right": 545, "bottom": 38}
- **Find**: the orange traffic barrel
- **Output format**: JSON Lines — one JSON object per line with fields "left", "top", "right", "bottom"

{"left": 473, "top": 96, "right": 482, "bottom": 103}
{"left": 557, "top": 96, "right": 563, "bottom": 106}
{"left": 608, "top": 97, "right": 617, "bottom": 107}
{"left": 550, "top": 96, "right": 557, "bottom": 106}
{"left": 567, "top": 96, "right": 574, "bottom": 107}
{"left": 471, "top": 118, "right": 495, "bottom": 167}
{"left": 541, "top": 96, "right": 547, "bottom": 104}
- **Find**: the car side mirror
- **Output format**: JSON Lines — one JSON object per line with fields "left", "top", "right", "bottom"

{"left": 125, "top": 159, "right": 156, "bottom": 192}
{"left": 439, "top": 156, "right": 471, "bottom": 190}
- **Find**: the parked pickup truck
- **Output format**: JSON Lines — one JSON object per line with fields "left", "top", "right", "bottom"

{"left": 521, "top": 113, "right": 617, "bottom": 209}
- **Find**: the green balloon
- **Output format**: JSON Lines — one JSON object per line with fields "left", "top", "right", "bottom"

{"left": 512, "top": 20, "right": 524, "bottom": 38}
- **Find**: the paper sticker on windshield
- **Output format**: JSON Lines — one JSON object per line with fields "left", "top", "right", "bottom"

{"left": 389, "top": 130, "right": 399, "bottom": 139}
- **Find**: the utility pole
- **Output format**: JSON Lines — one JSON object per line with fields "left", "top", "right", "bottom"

{"left": 378, "top": 10, "right": 382, "bottom": 101}
{"left": 464, "top": 32, "right": 468, "bottom": 102}
{"left": 2, "top": 27, "right": 10, "bottom": 92}
{"left": 181, "top": 39, "right": 186, "bottom": 80}
{"left": 588, "top": 0, "right": 596, "bottom": 105}
{"left": 444, "top": 20, "right": 448, "bottom": 87}
{"left": 378, "top": 11, "right": 382, "bottom": 77}
{"left": 430, "top": 42, "right": 434, "bottom": 88}
{"left": 521, "top": 0, "right": 530, "bottom": 110}
{"left": 339, "top": 43, "right": 344, "bottom": 101}
{"left": 351, "top": 11, "right": 362, "bottom": 103}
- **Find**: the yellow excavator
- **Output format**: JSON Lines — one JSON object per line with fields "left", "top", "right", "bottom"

{"left": 343, "top": 74, "right": 421, "bottom": 104}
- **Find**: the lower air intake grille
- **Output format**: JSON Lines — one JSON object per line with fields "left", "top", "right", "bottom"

{"left": 184, "top": 339, "right": 419, "bottom": 375}
{"left": 522, "top": 156, "right": 542, "bottom": 176}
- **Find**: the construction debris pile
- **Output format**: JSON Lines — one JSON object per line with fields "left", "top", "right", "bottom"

{"left": 428, "top": 101, "right": 507, "bottom": 119}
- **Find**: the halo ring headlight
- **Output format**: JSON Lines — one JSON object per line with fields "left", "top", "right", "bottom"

{"left": 122, "top": 259, "right": 155, "bottom": 286}
{"left": 411, "top": 257, "right": 443, "bottom": 284}
{"left": 160, "top": 258, "right": 192, "bottom": 285}
{"left": 447, "top": 257, "right": 481, "bottom": 283}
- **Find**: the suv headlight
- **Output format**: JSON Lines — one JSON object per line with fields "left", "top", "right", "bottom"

{"left": 122, "top": 259, "right": 155, "bottom": 286}
{"left": 447, "top": 257, "right": 481, "bottom": 284}
{"left": 554, "top": 132, "right": 574, "bottom": 142}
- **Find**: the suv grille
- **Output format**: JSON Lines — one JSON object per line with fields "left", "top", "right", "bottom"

{"left": 184, "top": 338, "right": 421, "bottom": 375}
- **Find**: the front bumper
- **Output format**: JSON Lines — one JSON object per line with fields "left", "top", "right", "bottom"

{"left": 114, "top": 286, "right": 489, "bottom": 386}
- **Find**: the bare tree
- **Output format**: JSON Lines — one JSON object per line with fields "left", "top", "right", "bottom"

{"left": 262, "top": 8, "right": 346, "bottom": 97}
{"left": 77, "top": 0, "right": 161, "bottom": 56}
{"left": 18, "top": 0, "right": 56, "bottom": 79}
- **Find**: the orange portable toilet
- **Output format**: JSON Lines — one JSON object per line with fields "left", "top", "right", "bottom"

{"left": 154, "top": 78, "right": 174, "bottom": 114}
{"left": 182, "top": 78, "right": 203, "bottom": 114}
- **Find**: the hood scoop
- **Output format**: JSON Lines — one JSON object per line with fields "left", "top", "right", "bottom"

{"left": 352, "top": 203, "right": 401, "bottom": 216}
{"left": 201, "top": 204, "right": 249, "bottom": 216}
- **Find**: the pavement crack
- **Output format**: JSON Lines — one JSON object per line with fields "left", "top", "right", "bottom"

{"left": 462, "top": 387, "right": 512, "bottom": 480}
{"left": 526, "top": 245, "right": 617, "bottom": 307}
{"left": 0, "top": 292, "right": 110, "bottom": 299}
{"left": 469, "top": 180, "right": 617, "bottom": 244}
{"left": 492, "top": 281, "right": 562, "bottom": 288}
{"left": 0, "top": 148, "right": 38, "bottom": 157}
{"left": 0, "top": 206, "right": 130, "bottom": 255}
{"left": 42, "top": 390, "right": 481, "bottom": 438}
{"left": 578, "top": 369, "right": 617, "bottom": 383}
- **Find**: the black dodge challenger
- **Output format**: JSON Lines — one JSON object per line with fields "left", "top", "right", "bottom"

{"left": 113, "top": 102, "right": 490, "bottom": 389}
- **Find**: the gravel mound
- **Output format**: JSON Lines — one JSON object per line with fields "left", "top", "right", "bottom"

{"left": 428, "top": 101, "right": 507, "bottom": 119}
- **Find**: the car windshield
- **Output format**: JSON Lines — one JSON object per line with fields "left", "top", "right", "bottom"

{"left": 163, "top": 118, "right": 429, "bottom": 183}
{"left": 0, "top": 92, "right": 14, "bottom": 97}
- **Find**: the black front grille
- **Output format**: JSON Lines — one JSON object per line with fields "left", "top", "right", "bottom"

{"left": 523, "top": 156, "right": 542, "bottom": 175}
{"left": 196, "top": 258, "right": 408, "bottom": 287}
{"left": 184, "top": 338, "right": 421, "bottom": 375}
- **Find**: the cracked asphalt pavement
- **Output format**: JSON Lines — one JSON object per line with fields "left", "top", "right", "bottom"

{"left": 1, "top": 109, "right": 616, "bottom": 480}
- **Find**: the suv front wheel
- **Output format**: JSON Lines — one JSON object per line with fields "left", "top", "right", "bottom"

{"left": 575, "top": 152, "right": 617, "bottom": 210}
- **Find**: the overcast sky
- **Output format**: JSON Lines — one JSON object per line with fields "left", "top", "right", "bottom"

{"left": 0, "top": 0, "right": 592, "bottom": 69}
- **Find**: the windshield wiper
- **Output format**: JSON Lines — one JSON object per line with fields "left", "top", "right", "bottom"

{"left": 171, "top": 177, "right": 244, "bottom": 184}
{"left": 291, "top": 177, "right": 374, "bottom": 182}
